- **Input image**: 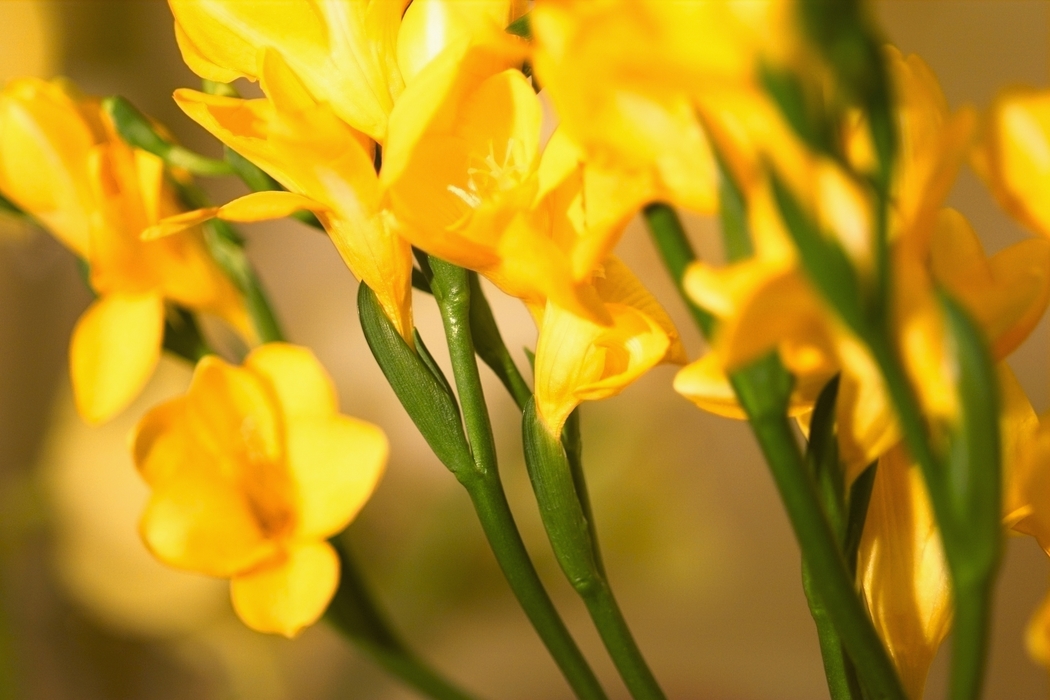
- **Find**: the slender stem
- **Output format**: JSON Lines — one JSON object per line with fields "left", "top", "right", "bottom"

{"left": 580, "top": 584, "right": 663, "bottom": 700}
{"left": 465, "top": 478, "right": 608, "bottom": 700}
{"left": 645, "top": 205, "right": 907, "bottom": 700}
{"left": 802, "top": 563, "right": 862, "bottom": 700}
{"left": 326, "top": 541, "right": 479, "bottom": 700}
{"left": 950, "top": 581, "right": 994, "bottom": 700}
{"left": 429, "top": 258, "right": 608, "bottom": 700}
{"left": 523, "top": 402, "right": 665, "bottom": 700}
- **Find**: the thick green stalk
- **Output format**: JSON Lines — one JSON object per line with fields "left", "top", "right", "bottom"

{"left": 524, "top": 402, "right": 665, "bottom": 700}
{"left": 427, "top": 260, "right": 608, "bottom": 700}
{"left": 644, "top": 204, "right": 906, "bottom": 700}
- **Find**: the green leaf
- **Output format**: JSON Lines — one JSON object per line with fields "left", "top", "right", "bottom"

{"left": 358, "top": 283, "right": 475, "bottom": 479}
{"left": 769, "top": 172, "right": 866, "bottom": 335}
{"left": 939, "top": 291, "right": 1001, "bottom": 582}
{"left": 506, "top": 12, "right": 531, "bottom": 40}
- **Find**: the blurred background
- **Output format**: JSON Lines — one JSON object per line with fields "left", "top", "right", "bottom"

{"left": 0, "top": 2, "right": 1048, "bottom": 698}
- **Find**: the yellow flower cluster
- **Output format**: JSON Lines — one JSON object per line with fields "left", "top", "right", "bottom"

{"left": 4, "top": 1, "right": 1050, "bottom": 690}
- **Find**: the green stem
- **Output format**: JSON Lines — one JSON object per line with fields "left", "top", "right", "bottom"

{"left": 428, "top": 258, "right": 607, "bottom": 700}
{"left": 523, "top": 402, "right": 665, "bottom": 700}
{"left": 802, "top": 563, "right": 862, "bottom": 700}
{"left": 949, "top": 581, "right": 994, "bottom": 700}
{"left": 326, "top": 541, "right": 479, "bottom": 700}
{"left": 644, "top": 205, "right": 907, "bottom": 700}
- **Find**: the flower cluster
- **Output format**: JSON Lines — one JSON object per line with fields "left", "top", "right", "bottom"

{"left": 4, "top": 1, "right": 1050, "bottom": 698}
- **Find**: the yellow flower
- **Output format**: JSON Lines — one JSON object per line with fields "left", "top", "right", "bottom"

{"left": 155, "top": 49, "right": 415, "bottom": 342}
{"left": 169, "top": 0, "right": 407, "bottom": 143}
{"left": 531, "top": 0, "right": 798, "bottom": 216}
{"left": 857, "top": 445, "right": 951, "bottom": 700}
{"left": 133, "top": 343, "right": 387, "bottom": 637}
{"left": 532, "top": 258, "right": 685, "bottom": 436}
{"left": 382, "top": 33, "right": 626, "bottom": 321}
{"left": 0, "top": 77, "right": 247, "bottom": 424}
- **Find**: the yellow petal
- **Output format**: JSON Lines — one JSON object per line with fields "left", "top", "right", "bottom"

{"left": 286, "top": 415, "right": 387, "bottom": 540}
{"left": 594, "top": 257, "right": 686, "bottom": 364}
{"left": 230, "top": 540, "right": 340, "bottom": 637}
{"left": 980, "top": 88, "right": 1050, "bottom": 238}
{"left": 1026, "top": 590, "right": 1050, "bottom": 667}
{"left": 244, "top": 343, "right": 338, "bottom": 420}
{"left": 219, "top": 191, "right": 329, "bottom": 222}
{"left": 858, "top": 445, "right": 952, "bottom": 700}
{"left": 139, "top": 457, "right": 278, "bottom": 578}
{"left": 70, "top": 291, "right": 164, "bottom": 424}
{"left": 170, "top": 0, "right": 403, "bottom": 142}
{"left": 396, "top": 0, "right": 517, "bottom": 84}
{"left": 142, "top": 207, "right": 219, "bottom": 240}
{"left": 673, "top": 353, "right": 748, "bottom": 420}
{"left": 534, "top": 299, "right": 670, "bottom": 435}
{"left": 0, "top": 77, "right": 97, "bottom": 258}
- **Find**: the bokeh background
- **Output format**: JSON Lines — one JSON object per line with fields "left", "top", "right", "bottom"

{"left": 0, "top": 2, "right": 1048, "bottom": 698}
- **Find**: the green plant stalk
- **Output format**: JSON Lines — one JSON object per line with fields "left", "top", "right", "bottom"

{"left": 524, "top": 401, "right": 666, "bottom": 700}
{"left": 644, "top": 204, "right": 906, "bottom": 700}
{"left": 428, "top": 259, "right": 608, "bottom": 700}
{"left": 326, "top": 541, "right": 479, "bottom": 700}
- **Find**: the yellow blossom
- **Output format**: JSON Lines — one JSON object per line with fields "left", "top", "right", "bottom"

{"left": 0, "top": 77, "right": 248, "bottom": 424}
{"left": 133, "top": 343, "right": 387, "bottom": 637}
{"left": 155, "top": 49, "right": 415, "bottom": 342}
{"left": 533, "top": 257, "right": 685, "bottom": 436}
{"left": 169, "top": 0, "right": 408, "bottom": 143}
{"left": 382, "top": 33, "right": 624, "bottom": 322}
{"left": 857, "top": 445, "right": 951, "bottom": 700}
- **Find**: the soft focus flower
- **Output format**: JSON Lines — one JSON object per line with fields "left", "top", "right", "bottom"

{"left": 673, "top": 51, "right": 1017, "bottom": 475}
{"left": 532, "top": 257, "right": 685, "bottom": 436}
{"left": 157, "top": 49, "right": 416, "bottom": 342}
{"left": 0, "top": 77, "right": 247, "bottom": 424}
{"left": 531, "top": 0, "right": 801, "bottom": 216}
{"left": 857, "top": 445, "right": 951, "bottom": 700}
{"left": 975, "top": 87, "right": 1050, "bottom": 239}
{"left": 133, "top": 343, "right": 387, "bottom": 637}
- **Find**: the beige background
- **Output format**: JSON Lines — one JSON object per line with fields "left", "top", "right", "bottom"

{"left": 0, "top": 2, "right": 1047, "bottom": 698}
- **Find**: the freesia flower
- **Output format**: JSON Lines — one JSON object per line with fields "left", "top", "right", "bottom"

{"left": 154, "top": 50, "right": 416, "bottom": 342}
{"left": 0, "top": 77, "right": 248, "bottom": 424}
{"left": 169, "top": 0, "right": 408, "bottom": 144}
{"left": 133, "top": 343, "right": 387, "bottom": 637}
{"left": 532, "top": 257, "right": 685, "bottom": 436}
